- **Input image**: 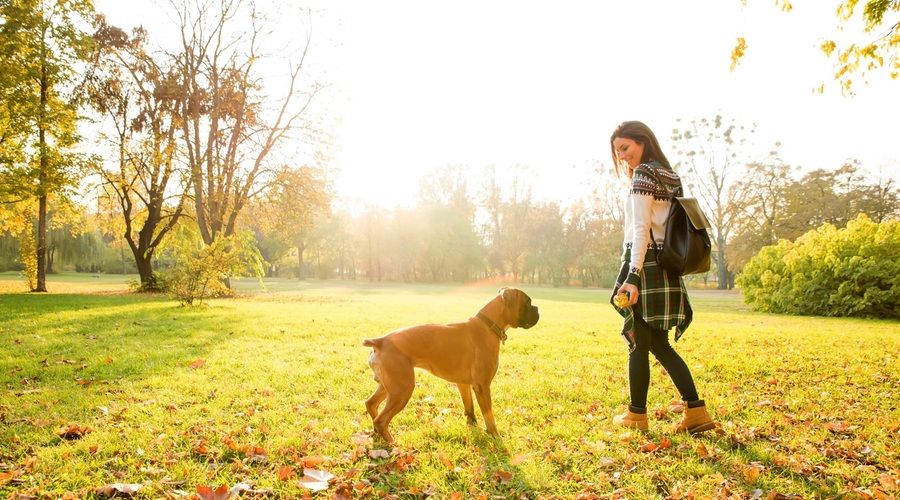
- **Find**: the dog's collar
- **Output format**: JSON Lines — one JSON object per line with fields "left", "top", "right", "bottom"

{"left": 476, "top": 311, "right": 507, "bottom": 344}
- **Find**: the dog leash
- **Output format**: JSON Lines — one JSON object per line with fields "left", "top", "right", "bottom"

{"left": 476, "top": 312, "right": 508, "bottom": 344}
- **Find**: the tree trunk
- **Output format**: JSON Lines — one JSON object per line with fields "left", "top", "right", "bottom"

{"left": 35, "top": 194, "right": 48, "bottom": 292}
{"left": 34, "top": 58, "right": 49, "bottom": 293}
{"left": 297, "top": 242, "right": 306, "bottom": 280}
{"left": 716, "top": 235, "right": 728, "bottom": 290}
{"left": 133, "top": 250, "right": 154, "bottom": 289}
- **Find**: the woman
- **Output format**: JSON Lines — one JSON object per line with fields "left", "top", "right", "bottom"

{"left": 608, "top": 120, "right": 715, "bottom": 434}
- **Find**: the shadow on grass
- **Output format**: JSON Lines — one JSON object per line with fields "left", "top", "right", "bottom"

{"left": 0, "top": 292, "right": 241, "bottom": 388}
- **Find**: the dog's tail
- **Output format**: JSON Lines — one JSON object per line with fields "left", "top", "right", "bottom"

{"left": 362, "top": 338, "right": 381, "bottom": 349}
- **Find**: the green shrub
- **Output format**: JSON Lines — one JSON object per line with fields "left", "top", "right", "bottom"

{"left": 127, "top": 271, "right": 170, "bottom": 293}
{"left": 738, "top": 214, "right": 900, "bottom": 318}
{"left": 164, "top": 232, "right": 267, "bottom": 306}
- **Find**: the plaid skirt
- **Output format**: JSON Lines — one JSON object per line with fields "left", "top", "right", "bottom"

{"left": 611, "top": 246, "right": 693, "bottom": 351}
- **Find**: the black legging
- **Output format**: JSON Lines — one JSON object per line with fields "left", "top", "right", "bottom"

{"left": 629, "top": 313, "right": 699, "bottom": 409}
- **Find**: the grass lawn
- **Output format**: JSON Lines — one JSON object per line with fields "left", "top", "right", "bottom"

{"left": 1, "top": 272, "right": 899, "bottom": 498}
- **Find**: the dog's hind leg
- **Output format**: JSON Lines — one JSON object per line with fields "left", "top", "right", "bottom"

{"left": 457, "top": 383, "right": 477, "bottom": 426}
{"left": 372, "top": 366, "right": 415, "bottom": 444}
{"left": 365, "top": 383, "right": 387, "bottom": 420}
{"left": 364, "top": 345, "right": 388, "bottom": 419}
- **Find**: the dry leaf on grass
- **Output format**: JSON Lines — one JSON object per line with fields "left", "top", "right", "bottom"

{"left": 96, "top": 483, "right": 143, "bottom": 497}
{"left": 300, "top": 468, "right": 334, "bottom": 492}
{"left": 301, "top": 455, "right": 326, "bottom": 467}
{"left": 825, "top": 421, "right": 854, "bottom": 433}
{"left": 195, "top": 483, "right": 267, "bottom": 499}
{"left": 509, "top": 452, "right": 529, "bottom": 466}
{"left": 493, "top": 470, "right": 514, "bottom": 484}
{"left": 0, "top": 470, "right": 22, "bottom": 485}
{"left": 196, "top": 484, "right": 229, "bottom": 500}
{"left": 437, "top": 451, "right": 454, "bottom": 469}
{"left": 56, "top": 423, "right": 92, "bottom": 440}
{"left": 276, "top": 465, "right": 296, "bottom": 481}
{"left": 639, "top": 438, "right": 671, "bottom": 453}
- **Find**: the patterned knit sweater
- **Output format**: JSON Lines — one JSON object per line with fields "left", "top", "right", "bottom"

{"left": 623, "top": 161, "right": 682, "bottom": 286}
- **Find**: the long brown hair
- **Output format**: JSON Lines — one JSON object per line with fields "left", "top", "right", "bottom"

{"left": 609, "top": 120, "right": 671, "bottom": 178}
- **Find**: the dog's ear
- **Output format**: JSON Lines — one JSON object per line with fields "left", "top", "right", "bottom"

{"left": 499, "top": 287, "right": 512, "bottom": 304}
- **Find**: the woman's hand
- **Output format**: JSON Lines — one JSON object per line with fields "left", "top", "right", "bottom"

{"left": 616, "top": 283, "right": 639, "bottom": 307}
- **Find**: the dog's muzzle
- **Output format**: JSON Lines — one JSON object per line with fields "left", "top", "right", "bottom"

{"left": 519, "top": 305, "right": 540, "bottom": 329}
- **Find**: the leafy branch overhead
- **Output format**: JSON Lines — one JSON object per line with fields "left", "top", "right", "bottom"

{"left": 732, "top": 0, "right": 899, "bottom": 93}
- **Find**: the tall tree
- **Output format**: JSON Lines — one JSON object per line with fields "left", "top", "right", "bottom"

{"left": 585, "top": 162, "right": 628, "bottom": 286}
{"left": 670, "top": 115, "right": 758, "bottom": 289}
{"left": 782, "top": 161, "right": 899, "bottom": 237}
{"left": 357, "top": 204, "right": 389, "bottom": 281}
{"left": 172, "top": 0, "right": 324, "bottom": 250}
{"left": 249, "top": 163, "right": 332, "bottom": 279}
{"left": 0, "top": 0, "right": 94, "bottom": 291}
{"left": 479, "top": 164, "right": 535, "bottom": 283}
{"left": 82, "top": 19, "right": 188, "bottom": 290}
{"left": 526, "top": 201, "right": 567, "bottom": 286}
{"left": 729, "top": 156, "right": 795, "bottom": 271}
{"left": 417, "top": 165, "right": 483, "bottom": 282}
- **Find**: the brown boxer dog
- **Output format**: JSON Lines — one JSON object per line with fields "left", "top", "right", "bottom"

{"left": 362, "top": 287, "right": 540, "bottom": 444}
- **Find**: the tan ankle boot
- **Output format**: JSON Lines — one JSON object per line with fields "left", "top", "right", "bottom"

{"left": 673, "top": 400, "right": 715, "bottom": 434}
{"left": 613, "top": 406, "right": 648, "bottom": 430}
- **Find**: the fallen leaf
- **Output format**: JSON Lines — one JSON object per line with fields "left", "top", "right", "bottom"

{"left": 276, "top": 465, "right": 296, "bottom": 481}
{"left": 196, "top": 484, "right": 229, "bottom": 500}
{"left": 189, "top": 359, "right": 206, "bottom": 370}
{"left": 302, "top": 455, "right": 326, "bottom": 467}
{"left": 493, "top": 470, "right": 513, "bottom": 484}
{"left": 299, "top": 468, "right": 334, "bottom": 492}
{"left": 96, "top": 483, "right": 143, "bottom": 497}
{"left": 743, "top": 462, "right": 765, "bottom": 482}
{"left": 877, "top": 473, "right": 898, "bottom": 490}
{"left": 597, "top": 457, "right": 616, "bottom": 468}
{"left": 639, "top": 441, "right": 658, "bottom": 453}
{"left": 246, "top": 446, "right": 267, "bottom": 462}
{"left": 229, "top": 484, "right": 261, "bottom": 496}
{"left": 825, "top": 421, "right": 851, "bottom": 433}
{"left": 56, "top": 423, "right": 92, "bottom": 440}
{"left": 0, "top": 470, "right": 21, "bottom": 485}
{"left": 438, "top": 451, "right": 454, "bottom": 468}
{"left": 351, "top": 431, "right": 371, "bottom": 447}
{"left": 618, "top": 431, "right": 634, "bottom": 442}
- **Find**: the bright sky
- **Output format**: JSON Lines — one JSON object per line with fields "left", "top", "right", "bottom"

{"left": 95, "top": 0, "right": 899, "bottom": 207}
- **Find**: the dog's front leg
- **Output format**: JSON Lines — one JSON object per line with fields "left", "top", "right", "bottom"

{"left": 457, "top": 383, "right": 477, "bottom": 426}
{"left": 473, "top": 383, "right": 500, "bottom": 438}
